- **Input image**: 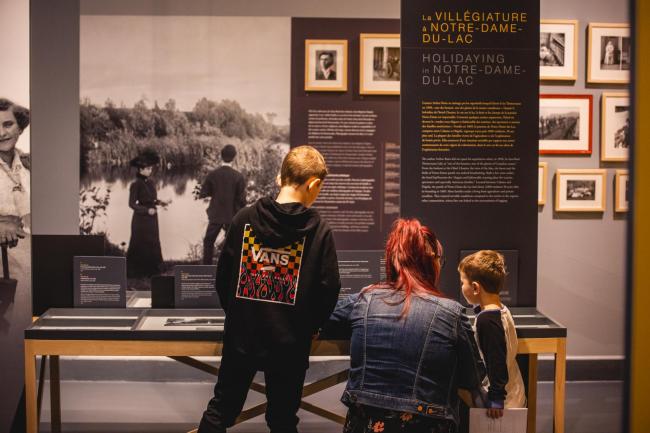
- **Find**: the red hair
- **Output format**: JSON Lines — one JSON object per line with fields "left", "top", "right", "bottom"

{"left": 366, "top": 218, "right": 445, "bottom": 316}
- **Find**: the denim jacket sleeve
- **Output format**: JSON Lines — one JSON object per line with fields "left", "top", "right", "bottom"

{"left": 456, "top": 312, "right": 487, "bottom": 392}
{"left": 320, "top": 293, "right": 360, "bottom": 339}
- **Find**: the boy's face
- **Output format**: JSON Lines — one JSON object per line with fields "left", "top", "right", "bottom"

{"left": 460, "top": 271, "right": 480, "bottom": 305}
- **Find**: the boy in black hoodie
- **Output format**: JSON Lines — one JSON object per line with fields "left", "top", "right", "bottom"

{"left": 198, "top": 146, "right": 341, "bottom": 433}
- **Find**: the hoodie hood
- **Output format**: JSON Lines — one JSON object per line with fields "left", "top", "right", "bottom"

{"left": 249, "top": 196, "right": 321, "bottom": 247}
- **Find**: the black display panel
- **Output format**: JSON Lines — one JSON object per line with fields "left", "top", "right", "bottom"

{"left": 32, "top": 235, "right": 105, "bottom": 315}
{"left": 401, "top": 1, "right": 540, "bottom": 305}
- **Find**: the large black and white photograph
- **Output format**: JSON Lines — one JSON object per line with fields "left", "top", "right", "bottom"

{"left": 360, "top": 33, "right": 400, "bottom": 95}
{"left": 539, "top": 95, "right": 592, "bottom": 154}
{"left": 304, "top": 39, "right": 348, "bottom": 91}
{"left": 540, "top": 20, "right": 577, "bottom": 80}
{"left": 80, "top": 16, "right": 291, "bottom": 291}
{"left": 601, "top": 93, "right": 630, "bottom": 161}
{"left": 566, "top": 180, "right": 596, "bottom": 201}
{"left": 588, "top": 23, "right": 631, "bottom": 83}
{"left": 555, "top": 169, "right": 606, "bottom": 212}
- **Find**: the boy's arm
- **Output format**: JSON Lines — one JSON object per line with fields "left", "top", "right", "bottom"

{"left": 457, "top": 312, "right": 487, "bottom": 392}
{"left": 215, "top": 223, "right": 238, "bottom": 312}
{"left": 311, "top": 229, "right": 342, "bottom": 333}
{"left": 476, "top": 312, "right": 509, "bottom": 408}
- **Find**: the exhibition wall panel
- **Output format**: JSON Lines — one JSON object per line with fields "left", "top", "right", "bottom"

{"left": 30, "top": 0, "right": 628, "bottom": 358}
{"left": 538, "top": 0, "right": 628, "bottom": 357}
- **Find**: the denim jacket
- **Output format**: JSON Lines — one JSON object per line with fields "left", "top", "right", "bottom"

{"left": 328, "top": 287, "right": 486, "bottom": 424}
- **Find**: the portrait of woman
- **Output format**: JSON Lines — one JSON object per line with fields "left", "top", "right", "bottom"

{"left": 0, "top": 98, "right": 31, "bottom": 285}
{"left": 126, "top": 149, "right": 164, "bottom": 279}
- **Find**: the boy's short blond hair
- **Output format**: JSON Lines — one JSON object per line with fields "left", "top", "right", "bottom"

{"left": 458, "top": 250, "right": 506, "bottom": 294}
{"left": 280, "top": 146, "right": 328, "bottom": 186}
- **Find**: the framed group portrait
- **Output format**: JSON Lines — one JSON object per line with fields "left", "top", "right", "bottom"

{"left": 304, "top": 39, "right": 348, "bottom": 92}
{"left": 360, "top": 33, "right": 400, "bottom": 95}
{"left": 587, "top": 23, "right": 631, "bottom": 84}
{"left": 539, "top": 94, "right": 593, "bottom": 155}
{"left": 540, "top": 19, "right": 578, "bottom": 81}
{"left": 555, "top": 169, "right": 607, "bottom": 212}
{"left": 615, "top": 169, "right": 629, "bottom": 212}
{"left": 601, "top": 92, "right": 630, "bottom": 161}
{"left": 538, "top": 162, "right": 548, "bottom": 205}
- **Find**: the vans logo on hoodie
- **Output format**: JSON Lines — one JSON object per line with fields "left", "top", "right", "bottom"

{"left": 235, "top": 224, "right": 305, "bottom": 305}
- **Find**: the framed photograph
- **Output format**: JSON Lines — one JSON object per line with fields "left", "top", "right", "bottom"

{"left": 304, "top": 39, "right": 348, "bottom": 92}
{"left": 587, "top": 23, "right": 631, "bottom": 84}
{"left": 601, "top": 92, "right": 630, "bottom": 161}
{"left": 360, "top": 33, "right": 400, "bottom": 95}
{"left": 539, "top": 94, "right": 593, "bottom": 154}
{"left": 555, "top": 169, "right": 607, "bottom": 212}
{"left": 615, "top": 169, "right": 629, "bottom": 212}
{"left": 540, "top": 19, "right": 578, "bottom": 81}
{"left": 538, "top": 162, "right": 548, "bottom": 205}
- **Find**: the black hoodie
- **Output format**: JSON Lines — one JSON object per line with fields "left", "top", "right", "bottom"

{"left": 216, "top": 196, "right": 341, "bottom": 363}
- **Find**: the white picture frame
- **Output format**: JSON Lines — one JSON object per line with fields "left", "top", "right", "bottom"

{"left": 555, "top": 169, "right": 607, "bottom": 212}
{"left": 538, "top": 162, "right": 548, "bottom": 205}
{"left": 615, "top": 169, "right": 629, "bottom": 212}
{"left": 540, "top": 19, "right": 578, "bottom": 81}
{"left": 587, "top": 23, "right": 631, "bottom": 84}
{"left": 539, "top": 94, "right": 593, "bottom": 155}
{"left": 601, "top": 92, "right": 630, "bottom": 162}
{"left": 360, "top": 33, "right": 400, "bottom": 95}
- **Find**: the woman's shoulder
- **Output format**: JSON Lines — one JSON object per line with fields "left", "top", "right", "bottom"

{"left": 420, "top": 293, "right": 465, "bottom": 315}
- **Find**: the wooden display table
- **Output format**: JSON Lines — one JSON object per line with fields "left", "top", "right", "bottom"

{"left": 24, "top": 307, "right": 566, "bottom": 433}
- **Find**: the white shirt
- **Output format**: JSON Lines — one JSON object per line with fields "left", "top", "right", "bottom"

{"left": 0, "top": 152, "right": 30, "bottom": 218}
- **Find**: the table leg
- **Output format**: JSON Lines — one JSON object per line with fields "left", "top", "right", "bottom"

{"left": 37, "top": 356, "right": 47, "bottom": 424}
{"left": 49, "top": 355, "right": 61, "bottom": 433}
{"left": 554, "top": 339, "right": 566, "bottom": 433}
{"left": 527, "top": 354, "right": 538, "bottom": 433}
{"left": 24, "top": 340, "right": 38, "bottom": 433}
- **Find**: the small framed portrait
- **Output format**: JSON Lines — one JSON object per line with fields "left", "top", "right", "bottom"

{"left": 615, "top": 169, "right": 629, "bottom": 212}
{"left": 360, "top": 33, "right": 400, "bottom": 95}
{"left": 540, "top": 19, "right": 578, "bottom": 81}
{"left": 555, "top": 169, "right": 607, "bottom": 212}
{"left": 304, "top": 39, "right": 348, "bottom": 92}
{"left": 538, "top": 162, "right": 548, "bottom": 205}
{"left": 539, "top": 94, "right": 593, "bottom": 155}
{"left": 588, "top": 23, "right": 631, "bottom": 84}
{"left": 601, "top": 92, "right": 630, "bottom": 161}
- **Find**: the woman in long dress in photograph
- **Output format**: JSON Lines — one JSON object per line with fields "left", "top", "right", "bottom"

{"left": 126, "top": 149, "right": 163, "bottom": 279}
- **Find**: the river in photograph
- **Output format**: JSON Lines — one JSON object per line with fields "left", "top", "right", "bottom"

{"left": 81, "top": 167, "right": 216, "bottom": 262}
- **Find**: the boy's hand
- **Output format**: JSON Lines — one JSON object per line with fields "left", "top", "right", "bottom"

{"left": 486, "top": 408, "right": 504, "bottom": 419}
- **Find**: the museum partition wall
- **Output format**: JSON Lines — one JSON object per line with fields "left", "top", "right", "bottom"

{"left": 0, "top": 0, "right": 631, "bottom": 431}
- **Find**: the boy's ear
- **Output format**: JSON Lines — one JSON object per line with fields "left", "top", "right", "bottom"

{"left": 307, "top": 177, "right": 322, "bottom": 191}
{"left": 471, "top": 281, "right": 481, "bottom": 294}
{"left": 275, "top": 174, "right": 282, "bottom": 187}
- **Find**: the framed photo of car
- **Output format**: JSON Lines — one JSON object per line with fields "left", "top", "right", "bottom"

{"left": 540, "top": 19, "right": 578, "bottom": 81}
{"left": 587, "top": 23, "right": 631, "bottom": 84}
{"left": 601, "top": 92, "right": 630, "bottom": 161}
{"left": 555, "top": 169, "right": 607, "bottom": 212}
{"left": 539, "top": 94, "right": 593, "bottom": 155}
{"left": 615, "top": 169, "right": 629, "bottom": 212}
{"left": 304, "top": 39, "right": 348, "bottom": 92}
{"left": 360, "top": 33, "right": 400, "bottom": 95}
{"left": 538, "top": 162, "right": 548, "bottom": 205}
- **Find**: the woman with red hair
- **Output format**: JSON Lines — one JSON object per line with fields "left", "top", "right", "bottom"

{"left": 329, "top": 218, "right": 485, "bottom": 433}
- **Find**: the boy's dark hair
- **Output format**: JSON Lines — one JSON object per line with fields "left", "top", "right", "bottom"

{"left": 280, "top": 145, "right": 328, "bottom": 186}
{"left": 221, "top": 144, "right": 237, "bottom": 163}
{"left": 0, "top": 98, "right": 30, "bottom": 131}
{"left": 458, "top": 250, "right": 506, "bottom": 294}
